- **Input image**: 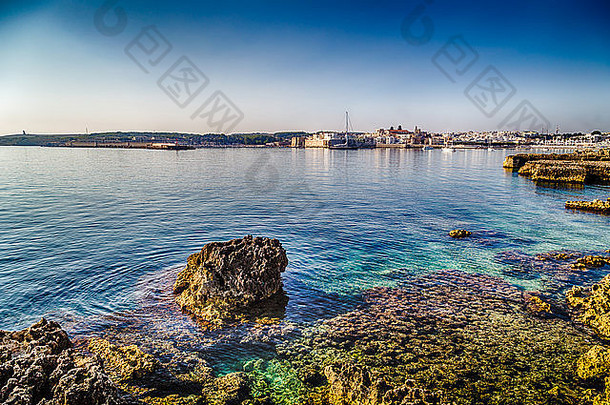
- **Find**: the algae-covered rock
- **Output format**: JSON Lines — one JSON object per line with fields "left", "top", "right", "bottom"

{"left": 566, "top": 199, "right": 610, "bottom": 215}
{"left": 577, "top": 345, "right": 610, "bottom": 380}
{"left": 275, "top": 270, "right": 592, "bottom": 404}
{"left": 0, "top": 318, "right": 128, "bottom": 405}
{"left": 174, "top": 236, "right": 288, "bottom": 324}
{"left": 88, "top": 338, "right": 158, "bottom": 382}
{"left": 567, "top": 275, "right": 610, "bottom": 339}
{"left": 324, "top": 362, "right": 445, "bottom": 405}
{"left": 448, "top": 229, "right": 471, "bottom": 238}
{"left": 503, "top": 150, "right": 610, "bottom": 185}
{"left": 203, "top": 372, "right": 253, "bottom": 405}
{"left": 524, "top": 293, "right": 552, "bottom": 314}
{"left": 141, "top": 394, "right": 204, "bottom": 405}
{"left": 571, "top": 256, "right": 610, "bottom": 269}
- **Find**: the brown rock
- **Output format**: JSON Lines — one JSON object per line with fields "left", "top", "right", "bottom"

{"left": 174, "top": 236, "right": 288, "bottom": 323}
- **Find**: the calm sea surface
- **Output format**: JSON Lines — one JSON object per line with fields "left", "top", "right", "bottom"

{"left": 1, "top": 146, "right": 609, "bottom": 336}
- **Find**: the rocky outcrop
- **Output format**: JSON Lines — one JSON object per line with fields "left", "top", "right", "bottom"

{"left": 503, "top": 149, "right": 610, "bottom": 185}
{"left": 0, "top": 318, "right": 128, "bottom": 405}
{"left": 88, "top": 339, "right": 158, "bottom": 382}
{"left": 174, "top": 236, "right": 288, "bottom": 324}
{"left": 566, "top": 198, "right": 610, "bottom": 214}
{"left": 567, "top": 275, "right": 610, "bottom": 338}
{"left": 571, "top": 255, "right": 610, "bottom": 269}
{"left": 503, "top": 149, "right": 610, "bottom": 170}
{"left": 448, "top": 229, "right": 471, "bottom": 238}
{"left": 567, "top": 275, "right": 610, "bottom": 405}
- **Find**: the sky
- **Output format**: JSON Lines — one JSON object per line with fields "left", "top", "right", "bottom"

{"left": 0, "top": 0, "right": 609, "bottom": 134}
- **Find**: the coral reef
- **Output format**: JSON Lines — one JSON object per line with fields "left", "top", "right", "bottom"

{"left": 174, "top": 236, "right": 288, "bottom": 324}
{"left": 0, "top": 318, "right": 129, "bottom": 405}
{"left": 448, "top": 229, "right": 471, "bottom": 238}
{"left": 566, "top": 199, "right": 610, "bottom": 215}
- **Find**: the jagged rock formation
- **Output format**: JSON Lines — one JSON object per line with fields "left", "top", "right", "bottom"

{"left": 174, "top": 235, "right": 289, "bottom": 324}
{"left": 448, "top": 229, "right": 471, "bottom": 238}
{"left": 566, "top": 198, "right": 610, "bottom": 214}
{"left": 503, "top": 149, "right": 610, "bottom": 185}
{"left": 571, "top": 255, "right": 610, "bottom": 269}
{"left": 567, "top": 275, "right": 610, "bottom": 339}
{"left": 0, "top": 318, "right": 128, "bottom": 405}
{"left": 323, "top": 362, "right": 447, "bottom": 405}
{"left": 567, "top": 275, "right": 610, "bottom": 405}
{"left": 503, "top": 149, "right": 610, "bottom": 169}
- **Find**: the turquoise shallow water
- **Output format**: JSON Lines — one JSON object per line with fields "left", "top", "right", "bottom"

{"left": 0, "top": 146, "right": 609, "bottom": 333}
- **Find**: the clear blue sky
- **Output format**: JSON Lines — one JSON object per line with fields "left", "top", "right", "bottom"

{"left": 1, "top": 0, "right": 608, "bottom": 134}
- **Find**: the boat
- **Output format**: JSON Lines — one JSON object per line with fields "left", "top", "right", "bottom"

{"left": 422, "top": 145, "right": 434, "bottom": 151}
{"left": 442, "top": 139, "right": 456, "bottom": 152}
{"left": 329, "top": 111, "right": 358, "bottom": 150}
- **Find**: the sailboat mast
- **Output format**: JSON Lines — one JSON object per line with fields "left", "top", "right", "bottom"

{"left": 345, "top": 111, "right": 349, "bottom": 144}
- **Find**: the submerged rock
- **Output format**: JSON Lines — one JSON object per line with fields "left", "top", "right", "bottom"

{"left": 271, "top": 270, "right": 592, "bottom": 404}
{"left": 0, "top": 318, "right": 128, "bottom": 405}
{"left": 202, "top": 372, "right": 253, "bottom": 405}
{"left": 523, "top": 293, "right": 552, "bottom": 315}
{"left": 174, "top": 236, "right": 288, "bottom": 324}
{"left": 448, "top": 229, "right": 471, "bottom": 238}
{"left": 88, "top": 339, "right": 158, "bottom": 382}
{"left": 566, "top": 198, "right": 610, "bottom": 215}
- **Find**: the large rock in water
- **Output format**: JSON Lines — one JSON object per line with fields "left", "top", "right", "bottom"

{"left": 502, "top": 149, "right": 610, "bottom": 185}
{"left": 0, "top": 318, "right": 128, "bottom": 405}
{"left": 174, "top": 235, "right": 289, "bottom": 323}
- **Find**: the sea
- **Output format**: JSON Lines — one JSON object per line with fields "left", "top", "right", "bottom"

{"left": 1, "top": 146, "right": 609, "bottom": 370}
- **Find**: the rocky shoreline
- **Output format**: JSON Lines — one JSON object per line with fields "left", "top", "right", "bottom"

{"left": 503, "top": 149, "right": 610, "bottom": 185}
{"left": 566, "top": 198, "right": 610, "bottom": 215}
{"left": 4, "top": 236, "right": 610, "bottom": 405}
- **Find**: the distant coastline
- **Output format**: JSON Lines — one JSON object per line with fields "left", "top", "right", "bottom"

{"left": 0, "top": 129, "right": 608, "bottom": 150}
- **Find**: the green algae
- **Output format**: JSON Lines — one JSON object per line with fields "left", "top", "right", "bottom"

{"left": 270, "top": 271, "right": 594, "bottom": 405}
